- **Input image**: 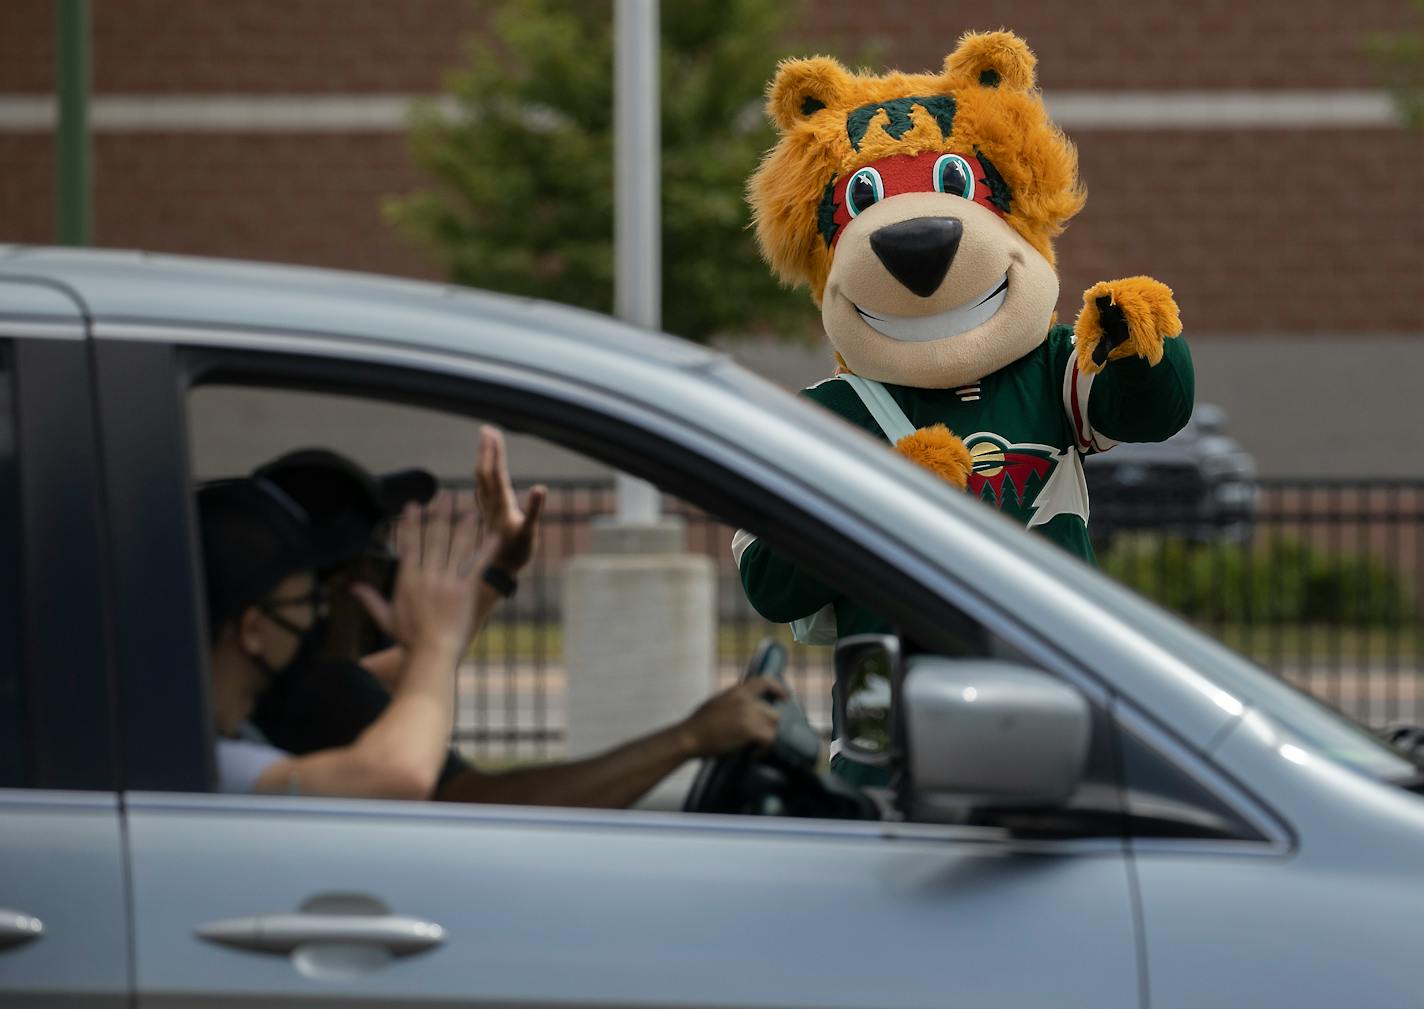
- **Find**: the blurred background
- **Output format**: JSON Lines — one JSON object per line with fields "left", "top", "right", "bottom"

{"left": 3, "top": 1, "right": 1422, "bottom": 470}
{"left": 4, "top": 0, "right": 1424, "bottom": 754}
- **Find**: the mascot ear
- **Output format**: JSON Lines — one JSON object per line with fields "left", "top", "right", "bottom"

{"left": 942, "top": 30, "right": 1037, "bottom": 92}
{"left": 766, "top": 56, "right": 853, "bottom": 131}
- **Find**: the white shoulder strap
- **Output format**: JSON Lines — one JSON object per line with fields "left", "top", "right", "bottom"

{"left": 787, "top": 375, "right": 913, "bottom": 647}
{"left": 836, "top": 374, "right": 915, "bottom": 443}
{"left": 790, "top": 606, "right": 839, "bottom": 645}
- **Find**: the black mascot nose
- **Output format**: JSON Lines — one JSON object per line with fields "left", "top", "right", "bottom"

{"left": 869, "top": 217, "right": 963, "bottom": 298}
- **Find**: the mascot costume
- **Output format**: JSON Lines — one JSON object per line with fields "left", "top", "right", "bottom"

{"left": 736, "top": 31, "right": 1195, "bottom": 652}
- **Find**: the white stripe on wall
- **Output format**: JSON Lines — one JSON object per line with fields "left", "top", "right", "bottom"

{"left": 0, "top": 94, "right": 457, "bottom": 132}
{"left": 1046, "top": 90, "right": 1399, "bottom": 128}
{"left": 0, "top": 90, "right": 1403, "bottom": 133}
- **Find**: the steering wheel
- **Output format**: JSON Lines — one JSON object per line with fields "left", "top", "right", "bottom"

{"left": 683, "top": 639, "right": 838, "bottom": 816}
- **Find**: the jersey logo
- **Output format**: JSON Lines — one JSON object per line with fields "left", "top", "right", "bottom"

{"left": 964, "top": 432, "right": 1089, "bottom": 528}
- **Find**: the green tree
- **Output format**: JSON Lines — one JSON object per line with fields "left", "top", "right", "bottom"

{"left": 1365, "top": 0, "right": 1424, "bottom": 128}
{"left": 384, "top": 0, "right": 821, "bottom": 342}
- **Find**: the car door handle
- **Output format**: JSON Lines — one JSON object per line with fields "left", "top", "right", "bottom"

{"left": 195, "top": 912, "right": 445, "bottom": 957}
{"left": 0, "top": 909, "right": 45, "bottom": 950}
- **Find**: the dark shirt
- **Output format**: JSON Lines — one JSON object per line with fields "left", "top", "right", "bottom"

{"left": 250, "top": 656, "right": 470, "bottom": 793}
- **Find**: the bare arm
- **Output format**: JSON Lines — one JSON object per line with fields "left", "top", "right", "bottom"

{"left": 472, "top": 424, "right": 544, "bottom": 634}
{"left": 255, "top": 495, "right": 490, "bottom": 798}
{"left": 358, "top": 643, "right": 405, "bottom": 686}
{"left": 434, "top": 680, "right": 785, "bottom": 808}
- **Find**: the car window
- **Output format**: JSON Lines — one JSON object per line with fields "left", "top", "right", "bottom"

{"left": 1116, "top": 720, "right": 1266, "bottom": 841}
{"left": 0, "top": 341, "right": 22, "bottom": 786}
{"left": 187, "top": 383, "right": 844, "bottom": 790}
{"left": 180, "top": 372, "right": 1144, "bottom": 831}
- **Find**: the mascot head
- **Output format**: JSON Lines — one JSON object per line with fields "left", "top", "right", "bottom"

{"left": 749, "top": 31, "right": 1085, "bottom": 389}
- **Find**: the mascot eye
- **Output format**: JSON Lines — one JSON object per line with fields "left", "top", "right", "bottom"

{"left": 845, "top": 167, "right": 884, "bottom": 217}
{"left": 933, "top": 154, "right": 975, "bottom": 200}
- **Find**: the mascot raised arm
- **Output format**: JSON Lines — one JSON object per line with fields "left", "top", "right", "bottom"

{"left": 736, "top": 31, "right": 1194, "bottom": 648}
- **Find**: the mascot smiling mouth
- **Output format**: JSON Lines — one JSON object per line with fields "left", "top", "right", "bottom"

{"left": 854, "top": 273, "right": 1009, "bottom": 342}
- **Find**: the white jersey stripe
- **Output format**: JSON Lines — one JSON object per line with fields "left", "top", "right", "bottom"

{"left": 731, "top": 528, "right": 759, "bottom": 567}
{"left": 1062, "top": 357, "right": 1120, "bottom": 454}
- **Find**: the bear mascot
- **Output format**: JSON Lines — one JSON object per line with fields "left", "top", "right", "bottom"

{"left": 735, "top": 30, "right": 1194, "bottom": 665}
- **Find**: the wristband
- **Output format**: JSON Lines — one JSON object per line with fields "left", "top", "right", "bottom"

{"left": 481, "top": 566, "right": 517, "bottom": 598}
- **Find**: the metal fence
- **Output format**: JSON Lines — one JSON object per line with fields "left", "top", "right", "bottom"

{"left": 452, "top": 478, "right": 1424, "bottom": 762}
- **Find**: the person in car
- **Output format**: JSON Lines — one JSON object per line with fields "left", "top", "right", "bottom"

{"left": 204, "top": 428, "right": 784, "bottom": 804}
{"left": 243, "top": 446, "right": 476, "bottom": 787}
{"left": 201, "top": 477, "right": 490, "bottom": 796}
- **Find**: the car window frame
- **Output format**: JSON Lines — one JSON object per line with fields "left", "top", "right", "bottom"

{"left": 105, "top": 328, "right": 967, "bottom": 794}
{"left": 96, "top": 322, "right": 1284, "bottom": 846}
{"left": 7, "top": 330, "right": 120, "bottom": 791}
{"left": 1113, "top": 696, "right": 1292, "bottom": 853}
{"left": 0, "top": 337, "right": 21, "bottom": 785}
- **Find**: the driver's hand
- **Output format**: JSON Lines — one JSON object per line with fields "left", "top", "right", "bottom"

{"left": 679, "top": 680, "right": 786, "bottom": 758}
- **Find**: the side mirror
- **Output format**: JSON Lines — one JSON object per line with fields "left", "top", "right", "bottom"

{"left": 833, "top": 635, "right": 902, "bottom": 766}
{"left": 903, "top": 658, "right": 1090, "bottom": 819}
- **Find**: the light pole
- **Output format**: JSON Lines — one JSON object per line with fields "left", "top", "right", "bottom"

{"left": 612, "top": 0, "right": 661, "bottom": 523}
{"left": 56, "top": 0, "right": 91, "bottom": 246}
{"left": 564, "top": 0, "right": 715, "bottom": 770}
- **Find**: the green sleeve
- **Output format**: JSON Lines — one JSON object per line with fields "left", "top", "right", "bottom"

{"left": 1088, "top": 335, "right": 1195, "bottom": 444}
{"left": 738, "top": 537, "right": 838, "bottom": 623}
{"left": 736, "top": 379, "right": 874, "bottom": 622}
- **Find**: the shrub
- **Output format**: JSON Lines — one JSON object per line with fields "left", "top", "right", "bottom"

{"left": 1100, "top": 536, "right": 1416, "bottom": 627}
{"left": 384, "top": 0, "right": 826, "bottom": 343}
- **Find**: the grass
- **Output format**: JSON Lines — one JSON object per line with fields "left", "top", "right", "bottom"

{"left": 469, "top": 619, "right": 1423, "bottom": 665}
{"left": 1193, "top": 623, "right": 1422, "bottom": 664}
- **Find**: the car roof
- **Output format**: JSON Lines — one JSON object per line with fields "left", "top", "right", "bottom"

{"left": 0, "top": 244, "right": 714, "bottom": 370}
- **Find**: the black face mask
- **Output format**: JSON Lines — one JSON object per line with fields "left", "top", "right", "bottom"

{"left": 254, "top": 594, "right": 330, "bottom": 683}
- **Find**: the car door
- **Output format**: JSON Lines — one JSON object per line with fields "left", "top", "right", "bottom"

{"left": 0, "top": 308, "right": 131, "bottom": 1007}
{"left": 97, "top": 330, "right": 1142, "bottom": 1009}
{"left": 122, "top": 794, "right": 1139, "bottom": 1009}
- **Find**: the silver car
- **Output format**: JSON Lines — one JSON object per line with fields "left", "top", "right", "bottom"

{"left": 1, "top": 246, "right": 1420, "bottom": 1009}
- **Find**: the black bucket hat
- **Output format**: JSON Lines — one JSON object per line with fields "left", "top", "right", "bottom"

{"left": 197, "top": 477, "right": 369, "bottom": 631}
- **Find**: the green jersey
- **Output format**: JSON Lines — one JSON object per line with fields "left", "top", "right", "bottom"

{"left": 736, "top": 325, "right": 1194, "bottom": 639}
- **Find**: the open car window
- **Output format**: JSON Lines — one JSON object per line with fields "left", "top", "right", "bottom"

{"left": 188, "top": 375, "right": 1073, "bottom": 826}
{"left": 183, "top": 364, "right": 1223, "bottom": 837}
{"left": 189, "top": 382, "right": 858, "bottom": 784}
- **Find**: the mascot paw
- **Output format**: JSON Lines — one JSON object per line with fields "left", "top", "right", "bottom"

{"left": 896, "top": 425, "right": 971, "bottom": 490}
{"left": 1075, "top": 277, "right": 1182, "bottom": 374}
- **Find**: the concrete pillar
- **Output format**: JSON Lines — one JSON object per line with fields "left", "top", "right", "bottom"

{"left": 562, "top": 518, "right": 716, "bottom": 760}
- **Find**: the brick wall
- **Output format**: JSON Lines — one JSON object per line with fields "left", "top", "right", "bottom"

{"left": 0, "top": 0, "right": 482, "bottom": 94}
{"left": 2, "top": 0, "right": 1422, "bottom": 333}
{"left": 806, "top": 0, "right": 1418, "bottom": 90}
{"left": 1060, "top": 129, "right": 1424, "bottom": 334}
{"left": 5, "top": 1, "right": 1413, "bottom": 94}
{"left": 93, "top": 132, "right": 428, "bottom": 277}
{"left": 0, "top": 135, "right": 53, "bottom": 246}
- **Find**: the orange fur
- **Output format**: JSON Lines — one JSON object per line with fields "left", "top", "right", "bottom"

{"left": 895, "top": 425, "right": 972, "bottom": 490}
{"left": 767, "top": 57, "right": 854, "bottom": 131}
{"left": 942, "top": 31, "right": 1037, "bottom": 92}
{"left": 1074, "top": 277, "right": 1183, "bottom": 374}
{"left": 749, "top": 30, "right": 1085, "bottom": 304}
